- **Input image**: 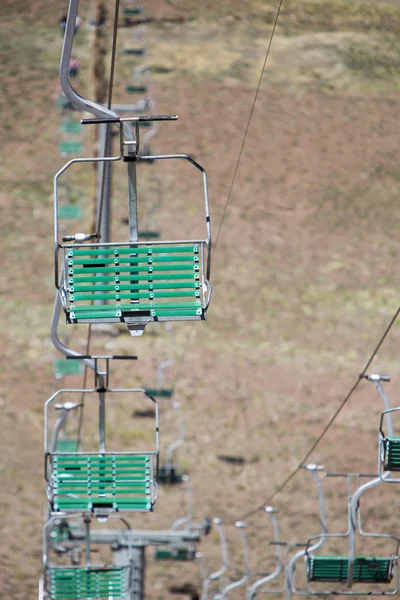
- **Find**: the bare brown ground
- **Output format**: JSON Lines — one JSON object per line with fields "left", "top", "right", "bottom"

{"left": 2, "top": 1, "right": 400, "bottom": 599}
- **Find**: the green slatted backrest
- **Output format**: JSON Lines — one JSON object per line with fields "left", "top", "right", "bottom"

{"left": 53, "top": 358, "right": 83, "bottom": 378}
{"left": 123, "top": 48, "right": 146, "bottom": 56}
{"left": 144, "top": 388, "right": 173, "bottom": 398}
{"left": 126, "top": 85, "right": 147, "bottom": 94}
{"left": 123, "top": 8, "right": 143, "bottom": 16}
{"left": 52, "top": 454, "right": 153, "bottom": 513}
{"left": 65, "top": 243, "right": 205, "bottom": 322}
{"left": 155, "top": 546, "right": 195, "bottom": 561}
{"left": 308, "top": 556, "right": 392, "bottom": 583}
{"left": 384, "top": 437, "right": 400, "bottom": 470}
{"left": 56, "top": 439, "right": 79, "bottom": 453}
{"left": 58, "top": 204, "right": 82, "bottom": 220}
{"left": 48, "top": 567, "right": 125, "bottom": 599}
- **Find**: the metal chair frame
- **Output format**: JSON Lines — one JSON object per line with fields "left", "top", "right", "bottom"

{"left": 45, "top": 377, "right": 159, "bottom": 518}
{"left": 289, "top": 470, "right": 399, "bottom": 596}
{"left": 247, "top": 507, "right": 284, "bottom": 598}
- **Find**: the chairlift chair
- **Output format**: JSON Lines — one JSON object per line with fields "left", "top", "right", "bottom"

{"left": 45, "top": 358, "right": 159, "bottom": 519}
{"left": 201, "top": 518, "right": 229, "bottom": 600}
{"left": 288, "top": 468, "right": 400, "bottom": 596}
{"left": 41, "top": 515, "right": 128, "bottom": 600}
{"left": 379, "top": 408, "right": 400, "bottom": 477}
{"left": 54, "top": 116, "right": 212, "bottom": 336}
{"left": 56, "top": 2, "right": 211, "bottom": 335}
{"left": 158, "top": 401, "right": 186, "bottom": 485}
{"left": 247, "top": 507, "right": 284, "bottom": 599}
{"left": 155, "top": 544, "right": 197, "bottom": 561}
{"left": 215, "top": 522, "right": 250, "bottom": 600}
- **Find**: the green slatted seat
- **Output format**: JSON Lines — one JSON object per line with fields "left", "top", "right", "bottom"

{"left": 56, "top": 440, "right": 79, "bottom": 453}
{"left": 126, "top": 85, "right": 147, "bottom": 94}
{"left": 123, "top": 8, "right": 144, "bottom": 16}
{"left": 50, "top": 454, "right": 154, "bottom": 514}
{"left": 53, "top": 358, "right": 83, "bottom": 378}
{"left": 138, "top": 230, "right": 161, "bottom": 239}
{"left": 308, "top": 556, "right": 394, "bottom": 583}
{"left": 60, "top": 120, "right": 83, "bottom": 134}
{"left": 58, "top": 204, "right": 82, "bottom": 220}
{"left": 157, "top": 465, "right": 184, "bottom": 485}
{"left": 383, "top": 437, "right": 400, "bottom": 471}
{"left": 144, "top": 388, "right": 173, "bottom": 398}
{"left": 155, "top": 546, "right": 196, "bottom": 561}
{"left": 59, "top": 140, "right": 83, "bottom": 156}
{"left": 47, "top": 566, "right": 125, "bottom": 599}
{"left": 123, "top": 48, "right": 146, "bottom": 56}
{"left": 61, "top": 242, "right": 209, "bottom": 332}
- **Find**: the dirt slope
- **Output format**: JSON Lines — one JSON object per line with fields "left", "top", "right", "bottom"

{"left": 1, "top": 1, "right": 400, "bottom": 599}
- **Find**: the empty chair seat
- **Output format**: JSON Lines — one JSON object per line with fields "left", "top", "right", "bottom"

{"left": 53, "top": 358, "right": 83, "bottom": 378}
{"left": 59, "top": 140, "right": 83, "bottom": 156}
{"left": 138, "top": 230, "right": 161, "bottom": 239}
{"left": 126, "top": 85, "right": 147, "bottom": 94}
{"left": 56, "top": 439, "right": 79, "bottom": 453}
{"left": 308, "top": 556, "right": 394, "bottom": 583}
{"left": 123, "top": 8, "right": 144, "bottom": 16}
{"left": 157, "top": 464, "right": 184, "bottom": 485}
{"left": 61, "top": 242, "right": 210, "bottom": 332}
{"left": 123, "top": 48, "right": 146, "bottom": 56}
{"left": 58, "top": 204, "right": 82, "bottom": 220}
{"left": 49, "top": 454, "right": 154, "bottom": 514}
{"left": 47, "top": 566, "right": 125, "bottom": 600}
{"left": 382, "top": 437, "right": 400, "bottom": 471}
{"left": 144, "top": 388, "right": 173, "bottom": 398}
{"left": 155, "top": 546, "right": 196, "bottom": 561}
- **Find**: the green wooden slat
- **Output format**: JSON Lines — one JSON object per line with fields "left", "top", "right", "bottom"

{"left": 73, "top": 291, "right": 199, "bottom": 301}
{"left": 58, "top": 204, "right": 82, "bottom": 220}
{"left": 72, "top": 264, "right": 197, "bottom": 273}
{"left": 71, "top": 274, "right": 196, "bottom": 283}
{"left": 68, "top": 245, "right": 198, "bottom": 256}
{"left": 72, "top": 282, "right": 198, "bottom": 292}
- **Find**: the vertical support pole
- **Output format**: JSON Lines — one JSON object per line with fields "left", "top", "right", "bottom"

{"left": 127, "top": 159, "right": 138, "bottom": 242}
{"left": 114, "top": 545, "right": 145, "bottom": 600}
{"left": 91, "top": 0, "right": 108, "bottom": 217}
{"left": 84, "top": 517, "right": 91, "bottom": 566}
{"left": 98, "top": 390, "right": 106, "bottom": 452}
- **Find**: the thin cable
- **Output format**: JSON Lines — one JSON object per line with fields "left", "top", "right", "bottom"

{"left": 213, "top": 0, "right": 284, "bottom": 253}
{"left": 107, "top": 0, "right": 120, "bottom": 110}
{"left": 240, "top": 304, "right": 400, "bottom": 520}
{"left": 168, "top": 0, "right": 284, "bottom": 394}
